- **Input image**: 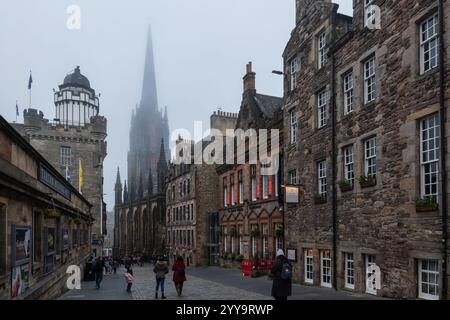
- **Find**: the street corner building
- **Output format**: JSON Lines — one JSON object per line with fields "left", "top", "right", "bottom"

{"left": 283, "top": 0, "right": 450, "bottom": 299}
{"left": 113, "top": 26, "right": 169, "bottom": 259}
{"left": 216, "top": 62, "right": 285, "bottom": 269}
{"left": 0, "top": 116, "right": 94, "bottom": 300}
{"left": 11, "top": 66, "right": 108, "bottom": 255}
{"left": 165, "top": 112, "right": 238, "bottom": 267}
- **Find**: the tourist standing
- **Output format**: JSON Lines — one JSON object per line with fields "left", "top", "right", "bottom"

{"left": 270, "top": 249, "right": 293, "bottom": 301}
{"left": 124, "top": 265, "right": 134, "bottom": 293}
{"left": 93, "top": 257, "right": 105, "bottom": 289}
{"left": 153, "top": 256, "right": 169, "bottom": 299}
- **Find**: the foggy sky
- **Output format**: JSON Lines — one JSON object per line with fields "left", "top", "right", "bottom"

{"left": 0, "top": 0, "right": 352, "bottom": 210}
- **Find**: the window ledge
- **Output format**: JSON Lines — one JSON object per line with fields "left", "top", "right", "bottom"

{"left": 363, "top": 101, "right": 377, "bottom": 108}
{"left": 416, "top": 68, "right": 439, "bottom": 81}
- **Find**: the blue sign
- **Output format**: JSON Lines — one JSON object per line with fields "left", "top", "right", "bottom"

{"left": 92, "top": 240, "right": 103, "bottom": 246}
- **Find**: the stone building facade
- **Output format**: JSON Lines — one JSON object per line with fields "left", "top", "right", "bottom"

{"left": 283, "top": 0, "right": 450, "bottom": 299}
{"left": 113, "top": 26, "right": 170, "bottom": 260}
{"left": 166, "top": 112, "right": 238, "bottom": 266}
{"left": 114, "top": 141, "right": 167, "bottom": 259}
{"left": 0, "top": 116, "right": 93, "bottom": 300}
{"left": 217, "top": 63, "right": 284, "bottom": 265}
{"left": 12, "top": 67, "right": 107, "bottom": 256}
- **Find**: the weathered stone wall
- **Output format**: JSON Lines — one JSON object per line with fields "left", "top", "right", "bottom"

{"left": 283, "top": 0, "right": 450, "bottom": 299}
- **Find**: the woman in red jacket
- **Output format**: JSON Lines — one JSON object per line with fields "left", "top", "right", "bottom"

{"left": 172, "top": 256, "right": 187, "bottom": 297}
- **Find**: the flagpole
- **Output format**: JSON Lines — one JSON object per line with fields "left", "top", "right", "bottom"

{"left": 15, "top": 100, "right": 18, "bottom": 123}
{"left": 29, "top": 71, "right": 32, "bottom": 108}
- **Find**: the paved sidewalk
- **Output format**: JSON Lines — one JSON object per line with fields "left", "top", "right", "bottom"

{"left": 60, "top": 271, "right": 133, "bottom": 300}
{"left": 60, "top": 265, "right": 383, "bottom": 300}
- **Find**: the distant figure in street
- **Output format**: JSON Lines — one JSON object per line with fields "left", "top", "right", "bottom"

{"left": 270, "top": 249, "right": 292, "bottom": 301}
{"left": 93, "top": 257, "right": 105, "bottom": 289}
{"left": 172, "top": 256, "right": 187, "bottom": 297}
{"left": 153, "top": 256, "right": 169, "bottom": 299}
{"left": 124, "top": 265, "right": 134, "bottom": 293}
{"left": 113, "top": 260, "right": 118, "bottom": 274}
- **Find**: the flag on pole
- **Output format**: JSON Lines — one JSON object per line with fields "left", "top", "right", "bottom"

{"left": 16, "top": 101, "right": 19, "bottom": 117}
{"left": 66, "top": 165, "right": 72, "bottom": 183}
{"left": 28, "top": 72, "right": 33, "bottom": 90}
{"left": 78, "top": 159, "right": 83, "bottom": 193}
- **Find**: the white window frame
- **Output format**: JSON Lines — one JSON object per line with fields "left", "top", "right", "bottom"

{"left": 364, "top": 57, "right": 376, "bottom": 104}
{"left": 365, "top": 255, "right": 377, "bottom": 295}
{"left": 420, "top": 14, "right": 439, "bottom": 74}
{"left": 344, "top": 252, "right": 355, "bottom": 289}
{"left": 320, "top": 250, "right": 332, "bottom": 288}
{"left": 318, "top": 90, "right": 327, "bottom": 128}
{"left": 290, "top": 111, "right": 297, "bottom": 144}
{"left": 418, "top": 259, "right": 440, "bottom": 300}
{"left": 343, "top": 72, "right": 354, "bottom": 115}
{"left": 290, "top": 57, "right": 299, "bottom": 91}
{"left": 364, "top": 0, "right": 376, "bottom": 28}
{"left": 223, "top": 177, "right": 228, "bottom": 207}
{"left": 318, "top": 161, "right": 327, "bottom": 196}
{"left": 318, "top": 32, "right": 327, "bottom": 69}
{"left": 289, "top": 170, "right": 298, "bottom": 185}
{"left": 305, "top": 249, "right": 314, "bottom": 284}
{"left": 252, "top": 236, "right": 257, "bottom": 258}
{"left": 364, "top": 137, "right": 377, "bottom": 178}
{"left": 262, "top": 175, "right": 269, "bottom": 199}
{"left": 251, "top": 165, "right": 257, "bottom": 201}
{"left": 344, "top": 145, "right": 355, "bottom": 185}
{"left": 223, "top": 227, "right": 227, "bottom": 252}
{"left": 60, "top": 146, "right": 72, "bottom": 166}
{"left": 239, "top": 225, "right": 244, "bottom": 254}
{"left": 263, "top": 237, "right": 269, "bottom": 259}
{"left": 420, "top": 114, "right": 440, "bottom": 200}
{"left": 238, "top": 171, "right": 244, "bottom": 204}
{"left": 230, "top": 174, "right": 235, "bottom": 205}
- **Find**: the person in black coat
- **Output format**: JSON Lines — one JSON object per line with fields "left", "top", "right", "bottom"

{"left": 270, "top": 249, "right": 292, "bottom": 301}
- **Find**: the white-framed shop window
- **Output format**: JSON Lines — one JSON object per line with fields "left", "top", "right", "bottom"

{"left": 365, "top": 254, "right": 377, "bottom": 295}
{"left": 418, "top": 259, "right": 440, "bottom": 300}
{"left": 305, "top": 249, "right": 314, "bottom": 284}
{"left": 344, "top": 252, "right": 355, "bottom": 289}
{"left": 320, "top": 250, "right": 332, "bottom": 288}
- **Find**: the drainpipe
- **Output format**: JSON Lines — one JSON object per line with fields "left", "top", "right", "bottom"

{"left": 438, "top": 0, "right": 448, "bottom": 300}
{"left": 330, "top": 7, "right": 338, "bottom": 291}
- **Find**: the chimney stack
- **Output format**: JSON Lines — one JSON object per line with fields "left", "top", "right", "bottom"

{"left": 243, "top": 61, "right": 256, "bottom": 95}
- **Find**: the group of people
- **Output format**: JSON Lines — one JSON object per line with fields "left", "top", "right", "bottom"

{"left": 93, "top": 250, "right": 292, "bottom": 300}
{"left": 122, "top": 255, "right": 186, "bottom": 298}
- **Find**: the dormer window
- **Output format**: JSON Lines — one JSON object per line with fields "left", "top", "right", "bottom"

{"left": 364, "top": 0, "right": 376, "bottom": 28}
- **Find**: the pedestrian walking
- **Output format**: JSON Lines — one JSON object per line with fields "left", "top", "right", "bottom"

{"left": 172, "top": 256, "right": 187, "bottom": 297}
{"left": 93, "top": 257, "right": 105, "bottom": 289}
{"left": 124, "top": 265, "right": 134, "bottom": 293}
{"left": 153, "top": 256, "right": 169, "bottom": 299}
{"left": 270, "top": 249, "right": 292, "bottom": 301}
{"left": 113, "top": 260, "right": 118, "bottom": 274}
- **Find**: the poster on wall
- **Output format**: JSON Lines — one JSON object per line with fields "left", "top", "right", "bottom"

{"left": 287, "top": 248, "right": 297, "bottom": 262}
{"left": 45, "top": 227, "right": 56, "bottom": 255}
{"left": 11, "top": 265, "right": 30, "bottom": 298}
{"left": 11, "top": 225, "right": 32, "bottom": 266}
{"left": 62, "top": 228, "right": 69, "bottom": 249}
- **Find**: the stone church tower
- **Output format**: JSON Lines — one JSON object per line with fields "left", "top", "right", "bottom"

{"left": 127, "top": 26, "right": 170, "bottom": 199}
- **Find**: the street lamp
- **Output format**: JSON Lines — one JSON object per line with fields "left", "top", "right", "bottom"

{"left": 272, "top": 70, "right": 284, "bottom": 75}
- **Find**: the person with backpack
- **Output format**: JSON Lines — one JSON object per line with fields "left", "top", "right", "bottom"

{"left": 124, "top": 264, "right": 134, "bottom": 293}
{"left": 93, "top": 257, "right": 105, "bottom": 289}
{"left": 153, "top": 256, "right": 169, "bottom": 299}
{"left": 270, "top": 249, "right": 292, "bottom": 301}
{"left": 172, "top": 256, "right": 187, "bottom": 297}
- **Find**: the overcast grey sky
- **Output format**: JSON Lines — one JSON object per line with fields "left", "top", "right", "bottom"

{"left": 0, "top": 0, "right": 352, "bottom": 210}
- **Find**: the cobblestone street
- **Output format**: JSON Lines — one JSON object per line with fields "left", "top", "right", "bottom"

{"left": 60, "top": 265, "right": 383, "bottom": 300}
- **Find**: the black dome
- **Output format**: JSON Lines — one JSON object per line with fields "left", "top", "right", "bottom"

{"left": 63, "top": 66, "right": 91, "bottom": 88}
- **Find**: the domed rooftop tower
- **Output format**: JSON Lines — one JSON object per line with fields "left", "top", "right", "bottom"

{"left": 54, "top": 66, "right": 100, "bottom": 128}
